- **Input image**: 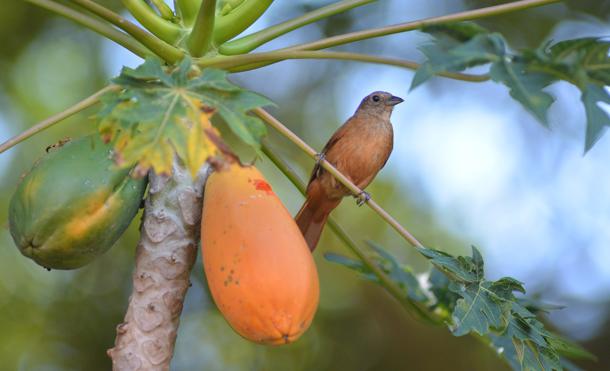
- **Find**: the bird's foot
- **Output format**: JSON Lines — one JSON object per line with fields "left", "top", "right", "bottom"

{"left": 314, "top": 152, "right": 326, "bottom": 165}
{"left": 355, "top": 191, "right": 371, "bottom": 206}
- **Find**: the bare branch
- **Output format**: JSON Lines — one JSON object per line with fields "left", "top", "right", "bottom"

{"left": 199, "top": 50, "right": 490, "bottom": 82}
{"left": 0, "top": 85, "right": 117, "bottom": 154}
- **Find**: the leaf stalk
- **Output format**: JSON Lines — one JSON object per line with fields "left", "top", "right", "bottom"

{"left": 198, "top": 50, "right": 490, "bottom": 81}
{"left": 213, "top": 0, "right": 274, "bottom": 45}
{"left": 286, "top": 0, "right": 563, "bottom": 52}
{"left": 187, "top": 0, "right": 218, "bottom": 57}
{"left": 121, "top": 0, "right": 184, "bottom": 44}
{"left": 0, "top": 85, "right": 118, "bottom": 154}
{"left": 176, "top": 0, "right": 202, "bottom": 27}
{"left": 70, "top": 0, "right": 184, "bottom": 63}
{"left": 219, "top": 0, "right": 378, "bottom": 55}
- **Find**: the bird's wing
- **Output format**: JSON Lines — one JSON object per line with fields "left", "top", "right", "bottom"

{"left": 307, "top": 119, "right": 352, "bottom": 185}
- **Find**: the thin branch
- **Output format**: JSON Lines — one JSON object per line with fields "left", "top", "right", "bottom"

{"left": 121, "top": 0, "right": 184, "bottom": 44}
{"left": 253, "top": 108, "right": 424, "bottom": 249}
{"left": 187, "top": 0, "right": 217, "bottom": 57}
{"left": 26, "top": 0, "right": 150, "bottom": 58}
{"left": 219, "top": 0, "right": 378, "bottom": 55}
{"left": 0, "top": 85, "right": 118, "bottom": 154}
{"left": 71, "top": 0, "right": 184, "bottom": 63}
{"left": 199, "top": 50, "right": 490, "bottom": 82}
{"left": 261, "top": 142, "right": 439, "bottom": 323}
{"left": 285, "top": 0, "right": 563, "bottom": 52}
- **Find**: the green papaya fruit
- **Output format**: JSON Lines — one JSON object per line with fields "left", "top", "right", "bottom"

{"left": 9, "top": 134, "right": 147, "bottom": 269}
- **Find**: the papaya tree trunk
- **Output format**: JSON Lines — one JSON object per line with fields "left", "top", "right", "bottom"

{"left": 107, "top": 159, "right": 209, "bottom": 371}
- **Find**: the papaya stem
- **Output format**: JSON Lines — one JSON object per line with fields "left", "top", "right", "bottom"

{"left": 0, "top": 85, "right": 118, "bottom": 154}
{"left": 108, "top": 159, "right": 208, "bottom": 370}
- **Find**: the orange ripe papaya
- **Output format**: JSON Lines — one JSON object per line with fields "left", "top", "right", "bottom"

{"left": 201, "top": 163, "right": 319, "bottom": 345}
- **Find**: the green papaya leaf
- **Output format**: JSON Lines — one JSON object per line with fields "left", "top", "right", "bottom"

{"left": 97, "top": 57, "right": 273, "bottom": 176}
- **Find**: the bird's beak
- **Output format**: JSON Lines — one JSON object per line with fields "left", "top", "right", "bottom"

{"left": 387, "top": 95, "right": 404, "bottom": 106}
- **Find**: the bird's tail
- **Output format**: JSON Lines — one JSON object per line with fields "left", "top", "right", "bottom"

{"left": 295, "top": 193, "right": 341, "bottom": 251}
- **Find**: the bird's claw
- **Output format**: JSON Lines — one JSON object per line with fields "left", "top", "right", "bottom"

{"left": 355, "top": 191, "right": 371, "bottom": 206}
{"left": 315, "top": 152, "right": 326, "bottom": 165}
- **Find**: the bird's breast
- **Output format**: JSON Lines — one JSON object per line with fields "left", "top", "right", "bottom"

{"left": 330, "top": 121, "right": 393, "bottom": 189}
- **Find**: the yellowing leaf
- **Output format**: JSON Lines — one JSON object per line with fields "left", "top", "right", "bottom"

{"left": 96, "top": 57, "right": 272, "bottom": 177}
{"left": 185, "top": 109, "right": 219, "bottom": 177}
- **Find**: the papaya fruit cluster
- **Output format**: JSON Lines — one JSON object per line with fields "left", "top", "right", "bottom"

{"left": 9, "top": 134, "right": 147, "bottom": 270}
{"left": 9, "top": 134, "right": 318, "bottom": 344}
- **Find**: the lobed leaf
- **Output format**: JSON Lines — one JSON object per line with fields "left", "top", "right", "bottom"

{"left": 338, "top": 242, "right": 595, "bottom": 371}
{"left": 415, "top": 245, "right": 483, "bottom": 283}
{"left": 581, "top": 84, "right": 610, "bottom": 152}
{"left": 411, "top": 31, "right": 504, "bottom": 90}
{"left": 97, "top": 57, "right": 272, "bottom": 176}
{"left": 414, "top": 23, "right": 610, "bottom": 153}
{"left": 490, "top": 60, "right": 555, "bottom": 125}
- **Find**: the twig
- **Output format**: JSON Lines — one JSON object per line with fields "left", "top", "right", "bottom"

{"left": 219, "top": 0, "right": 378, "bottom": 55}
{"left": 26, "top": 0, "right": 150, "bottom": 58}
{"left": 285, "top": 0, "right": 563, "bottom": 52}
{"left": 0, "top": 85, "right": 118, "bottom": 154}
{"left": 199, "top": 50, "right": 490, "bottom": 82}
{"left": 253, "top": 108, "right": 424, "bottom": 249}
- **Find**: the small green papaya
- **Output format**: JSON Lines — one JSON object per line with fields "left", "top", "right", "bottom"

{"left": 9, "top": 134, "right": 147, "bottom": 269}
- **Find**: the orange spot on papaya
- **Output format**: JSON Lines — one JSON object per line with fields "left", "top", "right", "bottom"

{"left": 252, "top": 179, "right": 273, "bottom": 195}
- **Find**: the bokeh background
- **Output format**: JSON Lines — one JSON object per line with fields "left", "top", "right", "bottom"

{"left": 1, "top": 0, "right": 610, "bottom": 370}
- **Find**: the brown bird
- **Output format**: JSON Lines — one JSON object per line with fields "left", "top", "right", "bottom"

{"left": 295, "top": 91, "right": 403, "bottom": 251}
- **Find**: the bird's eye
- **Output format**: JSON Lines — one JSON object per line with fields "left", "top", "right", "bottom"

{"left": 372, "top": 95, "right": 380, "bottom": 102}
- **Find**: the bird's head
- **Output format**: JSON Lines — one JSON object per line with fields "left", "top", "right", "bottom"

{"left": 356, "top": 91, "right": 404, "bottom": 120}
